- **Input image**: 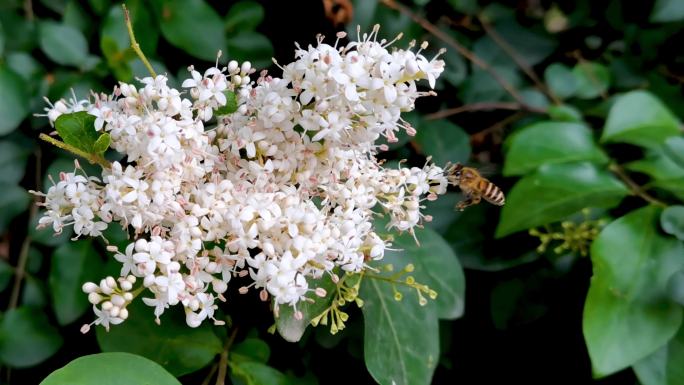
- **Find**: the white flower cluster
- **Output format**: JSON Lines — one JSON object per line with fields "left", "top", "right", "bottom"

{"left": 35, "top": 27, "right": 449, "bottom": 330}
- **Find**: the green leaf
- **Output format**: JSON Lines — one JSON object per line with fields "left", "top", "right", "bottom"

{"left": 101, "top": 1, "right": 158, "bottom": 56}
{"left": 651, "top": 0, "right": 684, "bottom": 22}
{"left": 601, "top": 91, "right": 681, "bottom": 148}
{"left": 381, "top": 225, "right": 465, "bottom": 319}
{"left": 413, "top": 120, "right": 470, "bottom": 167}
{"left": 0, "top": 140, "right": 31, "bottom": 183}
{"left": 215, "top": 91, "right": 238, "bottom": 116}
{"left": 275, "top": 273, "right": 337, "bottom": 342}
{"left": 55, "top": 111, "right": 100, "bottom": 154}
{"left": 40, "top": 352, "right": 181, "bottom": 385}
{"left": 225, "top": 0, "right": 265, "bottom": 33}
{"left": 0, "top": 19, "right": 5, "bottom": 57}
{"left": 63, "top": 0, "right": 91, "bottom": 34}
{"left": 96, "top": 299, "right": 223, "bottom": 376}
{"left": 231, "top": 337, "right": 270, "bottom": 364}
{"left": 460, "top": 66, "right": 522, "bottom": 103}
{"left": 0, "top": 259, "right": 12, "bottom": 292}
{"left": 49, "top": 240, "right": 104, "bottom": 325}
{"left": 661, "top": 206, "right": 684, "bottom": 241}
{"left": 583, "top": 206, "right": 684, "bottom": 377}
{"left": 157, "top": 0, "right": 225, "bottom": 62}
{"left": 7, "top": 52, "right": 44, "bottom": 82}
{"left": 504, "top": 122, "right": 608, "bottom": 176}
{"left": 496, "top": 162, "right": 628, "bottom": 237}
{"left": 448, "top": 0, "right": 478, "bottom": 14}
{"left": 39, "top": 21, "right": 89, "bottom": 67}
{"left": 22, "top": 276, "right": 49, "bottom": 308}
{"left": 442, "top": 46, "right": 467, "bottom": 87}
{"left": 572, "top": 62, "right": 610, "bottom": 99}
{"left": 0, "top": 65, "right": 30, "bottom": 135}
{"left": 0, "top": 307, "right": 63, "bottom": 368}
{"left": 0, "top": 183, "right": 30, "bottom": 233}
{"left": 93, "top": 133, "right": 111, "bottom": 155}
{"left": 635, "top": 324, "right": 684, "bottom": 385}
{"left": 544, "top": 63, "right": 576, "bottom": 99}
{"left": 360, "top": 277, "right": 439, "bottom": 385}
{"left": 226, "top": 31, "right": 274, "bottom": 70}
{"left": 668, "top": 271, "right": 684, "bottom": 306}
{"left": 663, "top": 137, "right": 684, "bottom": 170}
{"left": 230, "top": 361, "right": 288, "bottom": 385}
{"left": 547, "top": 104, "right": 583, "bottom": 122}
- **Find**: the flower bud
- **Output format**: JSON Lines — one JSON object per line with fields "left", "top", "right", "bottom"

{"left": 119, "top": 308, "right": 129, "bottom": 320}
{"left": 101, "top": 301, "right": 113, "bottom": 310}
{"left": 88, "top": 292, "right": 102, "bottom": 304}
{"left": 82, "top": 282, "right": 99, "bottom": 293}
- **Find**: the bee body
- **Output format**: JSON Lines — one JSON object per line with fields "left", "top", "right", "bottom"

{"left": 446, "top": 163, "right": 505, "bottom": 211}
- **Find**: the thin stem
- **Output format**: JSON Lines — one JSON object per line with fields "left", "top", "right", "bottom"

{"left": 215, "top": 327, "right": 239, "bottom": 385}
{"left": 363, "top": 273, "right": 416, "bottom": 289}
{"left": 425, "top": 102, "right": 543, "bottom": 120}
{"left": 8, "top": 148, "right": 41, "bottom": 309}
{"left": 39, "top": 134, "right": 110, "bottom": 169}
{"left": 23, "top": 0, "right": 34, "bottom": 21}
{"left": 609, "top": 163, "right": 667, "bottom": 207}
{"left": 201, "top": 363, "right": 219, "bottom": 385}
{"left": 122, "top": 4, "right": 157, "bottom": 78}
{"left": 471, "top": 111, "right": 526, "bottom": 143}
{"left": 380, "top": 0, "right": 536, "bottom": 111}
{"left": 478, "top": 18, "right": 562, "bottom": 105}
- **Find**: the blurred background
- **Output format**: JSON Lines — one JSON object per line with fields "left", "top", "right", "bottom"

{"left": 0, "top": 0, "right": 683, "bottom": 384}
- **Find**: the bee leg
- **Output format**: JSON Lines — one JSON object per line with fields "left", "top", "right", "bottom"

{"left": 456, "top": 194, "right": 481, "bottom": 211}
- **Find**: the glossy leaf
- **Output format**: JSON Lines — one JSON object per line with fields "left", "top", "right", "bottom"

{"left": 226, "top": 31, "right": 274, "bottom": 70}
{"left": 0, "top": 65, "right": 30, "bottom": 135}
{"left": 413, "top": 120, "right": 470, "bottom": 167}
{"left": 583, "top": 206, "right": 684, "bottom": 377}
{"left": 230, "top": 361, "right": 288, "bottom": 385}
{"left": 668, "top": 271, "right": 684, "bottom": 306}
{"left": 361, "top": 277, "right": 439, "bottom": 385}
{"left": 0, "top": 307, "right": 63, "bottom": 368}
{"left": 275, "top": 273, "right": 337, "bottom": 342}
{"left": 572, "top": 62, "right": 610, "bottom": 99}
{"left": 55, "top": 112, "right": 100, "bottom": 154}
{"left": 40, "top": 352, "right": 181, "bottom": 385}
{"left": 0, "top": 259, "right": 11, "bottom": 292}
{"left": 602, "top": 91, "right": 680, "bottom": 148}
{"left": 101, "top": 1, "right": 158, "bottom": 57}
{"left": 49, "top": 240, "right": 104, "bottom": 325}
{"left": 651, "top": 0, "right": 684, "bottom": 22}
{"left": 661, "top": 206, "right": 684, "bottom": 241}
{"left": 157, "top": 0, "right": 225, "bottom": 62}
{"left": 0, "top": 183, "right": 30, "bottom": 233}
{"left": 225, "top": 0, "right": 265, "bottom": 33}
{"left": 93, "top": 133, "right": 110, "bottom": 155}
{"left": 544, "top": 63, "right": 576, "bottom": 99}
{"left": 504, "top": 122, "right": 608, "bottom": 176}
{"left": 231, "top": 338, "right": 270, "bottom": 364}
{"left": 547, "top": 104, "right": 583, "bottom": 122}
{"left": 663, "top": 137, "right": 684, "bottom": 170}
{"left": 39, "top": 21, "right": 89, "bottom": 67}
{"left": 96, "top": 299, "right": 223, "bottom": 376}
{"left": 0, "top": 19, "right": 4, "bottom": 56}
{"left": 496, "top": 162, "right": 628, "bottom": 237}
{"left": 460, "top": 66, "right": 522, "bottom": 103}
{"left": 215, "top": 91, "right": 238, "bottom": 116}
{"left": 0, "top": 140, "right": 31, "bottom": 183}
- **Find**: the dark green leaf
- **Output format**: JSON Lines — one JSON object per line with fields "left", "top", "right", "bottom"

{"left": 504, "top": 122, "right": 608, "bottom": 176}
{"left": 230, "top": 361, "right": 288, "bottom": 385}
{"left": 572, "top": 62, "right": 610, "bottom": 99}
{"left": 583, "top": 206, "right": 684, "bottom": 377}
{"left": 422, "top": 192, "right": 460, "bottom": 234}
{"left": 215, "top": 91, "right": 238, "bottom": 116}
{"left": 55, "top": 111, "right": 100, "bottom": 154}
{"left": 275, "top": 274, "right": 337, "bottom": 342}
{"left": 93, "top": 133, "right": 111, "bottom": 155}
{"left": 496, "top": 162, "right": 628, "bottom": 237}
{"left": 0, "top": 19, "right": 5, "bottom": 56}
{"left": 448, "top": 0, "right": 478, "bottom": 14}
{"left": 0, "top": 183, "right": 30, "bottom": 233}
{"left": 22, "top": 276, "right": 48, "bottom": 307}
{"left": 651, "top": 0, "right": 684, "bottom": 22}
{"left": 39, "top": 21, "right": 89, "bottom": 67}
{"left": 661, "top": 206, "right": 684, "bottom": 241}
{"left": 0, "top": 259, "right": 12, "bottom": 292}
{"left": 225, "top": 1, "right": 265, "bottom": 33}
{"left": 0, "top": 307, "right": 63, "bottom": 368}
{"left": 40, "top": 352, "right": 181, "bottom": 385}
{"left": 601, "top": 91, "right": 680, "bottom": 148}
{"left": 668, "top": 271, "right": 684, "bottom": 306}
{"left": 88, "top": 0, "right": 110, "bottom": 15}
{"left": 547, "top": 104, "right": 583, "bottom": 122}
{"left": 460, "top": 66, "right": 522, "bottom": 103}
{"left": 63, "top": 0, "right": 91, "bottom": 34}
{"left": 101, "top": 1, "right": 158, "bottom": 57}
{"left": 49, "top": 240, "right": 104, "bottom": 325}
{"left": 413, "top": 120, "right": 470, "bottom": 167}
{"left": 0, "top": 140, "right": 31, "bottom": 183}
{"left": 442, "top": 47, "right": 467, "bottom": 87}
{"left": 360, "top": 277, "right": 439, "bottom": 385}
{"left": 227, "top": 31, "right": 274, "bottom": 70}
{"left": 157, "top": 0, "right": 225, "bottom": 62}
{"left": 96, "top": 299, "right": 223, "bottom": 376}
{"left": 7, "top": 52, "right": 44, "bottom": 84}
{"left": 663, "top": 137, "right": 684, "bottom": 170}
{"left": 0, "top": 65, "right": 30, "bottom": 135}
{"left": 545, "top": 63, "right": 576, "bottom": 99}
{"left": 0, "top": 12, "right": 37, "bottom": 52}
{"left": 231, "top": 338, "right": 270, "bottom": 364}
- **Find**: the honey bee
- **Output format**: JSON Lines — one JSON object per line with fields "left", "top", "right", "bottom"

{"left": 445, "top": 163, "right": 505, "bottom": 211}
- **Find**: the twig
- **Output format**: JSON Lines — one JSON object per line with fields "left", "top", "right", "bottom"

{"left": 609, "top": 163, "right": 667, "bottom": 207}
{"left": 380, "top": 0, "right": 536, "bottom": 111}
{"left": 201, "top": 363, "right": 219, "bottom": 385}
{"left": 23, "top": 0, "right": 34, "bottom": 21}
{"left": 122, "top": 4, "right": 157, "bottom": 78}
{"left": 39, "top": 134, "right": 110, "bottom": 169}
{"left": 478, "top": 18, "right": 561, "bottom": 105}
{"left": 425, "top": 102, "right": 543, "bottom": 120}
{"left": 215, "top": 327, "right": 239, "bottom": 385}
{"left": 471, "top": 111, "right": 526, "bottom": 143}
{"left": 8, "top": 148, "right": 41, "bottom": 309}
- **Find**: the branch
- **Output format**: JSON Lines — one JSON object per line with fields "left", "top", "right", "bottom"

{"left": 380, "top": 0, "right": 538, "bottom": 111}
{"left": 425, "top": 102, "right": 544, "bottom": 120}
{"left": 478, "top": 18, "right": 561, "bottom": 105}
{"left": 39, "top": 134, "right": 110, "bottom": 169}
{"left": 609, "top": 163, "right": 667, "bottom": 207}
{"left": 471, "top": 111, "right": 526, "bottom": 143}
{"left": 122, "top": 4, "right": 157, "bottom": 78}
{"left": 215, "top": 327, "right": 238, "bottom": 385}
